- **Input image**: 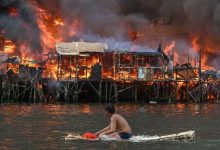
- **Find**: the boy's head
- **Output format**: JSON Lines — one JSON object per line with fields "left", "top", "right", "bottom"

{"left": 105, "top": 103, "right": 115, "bottom": 115}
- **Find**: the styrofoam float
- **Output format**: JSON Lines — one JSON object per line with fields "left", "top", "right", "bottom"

{"left": 65, "top": 130, "right": 195, "bottom": 142}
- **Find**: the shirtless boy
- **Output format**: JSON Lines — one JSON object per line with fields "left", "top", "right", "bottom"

{"left": 95, "top": 104, "right": 132, "bottom": 140}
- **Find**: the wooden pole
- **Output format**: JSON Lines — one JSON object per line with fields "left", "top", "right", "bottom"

{"left": 33, "top": 83, "right": 36, "bottom": 104}
{"left": 86, "top": 57, "right": 88, "bottom": 79}
{"left": 99, "top": 81, "right": 102, "bottom": 102}
{"left": 105, "top": 81, "right": 108, "bottom": 103}
{"left": 199, "top": 49, "right": 202, "bottom": 102}
{"left": 8, "top": 83, "right": 11, "bottom": 102}
{"left": 135, "top": 82, "right": 138, "bottom": 102}
{"left": 186, "top": 81, "right": 189, "bottom": 102}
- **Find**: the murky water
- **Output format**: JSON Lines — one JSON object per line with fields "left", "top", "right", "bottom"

{"left": 0, "top": 103, "right": 220, "bottom": 150}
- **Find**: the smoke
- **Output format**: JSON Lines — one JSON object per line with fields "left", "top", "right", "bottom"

{"left": 0, "top": 0, "right": 220, "bottom": 69}
{"left": 0, "top": 0, "right": 42, "bottom": 53}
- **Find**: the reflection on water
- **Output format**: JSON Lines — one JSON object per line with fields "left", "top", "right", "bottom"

{"left": 82, "top": 104, "right": 91, "bottom": 114}
{"left": 0, "top": 103, "right": 220, "bottom": 149}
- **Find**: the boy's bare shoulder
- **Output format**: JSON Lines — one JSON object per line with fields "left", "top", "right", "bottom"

{"left": 111, "top": 114, "right": 121, "bottom": 119}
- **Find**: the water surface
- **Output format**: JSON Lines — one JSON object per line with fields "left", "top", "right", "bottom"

{"left": 0, "top": 103, "right": 220, "bottom": 150}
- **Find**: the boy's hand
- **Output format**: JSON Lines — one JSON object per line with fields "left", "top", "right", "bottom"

{"left": 94, "top": 132, "right": 99, "bottom": 136}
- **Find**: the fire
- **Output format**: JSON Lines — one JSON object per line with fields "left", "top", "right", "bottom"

{"left": 31, "top": 3, "right": 63, "bottom": 53}
{"left": 2, "top": 0, "right": 82, "bottom": 80}
{"left": 191, "top": 36, "right": 200, "bottom": 52}
{"left": 163, "top": 41, "right": 180, "bottom": 65}
{"left": 0, "top": 0, "right": 218, "bottom": 84}
{"left": 164, "top": 41, "right": 175, "bottom": 55}
{"left": 103, "top": 71, "right": 113, "bottom": 79}
{"left": 191, "top": 35, "right": 215, "bottom": 70}
{"left": 19, "top": 43, "right": 34, "bottom": 60}
{"left": 43, "top": 61, "right": 58, "bottom": 79}
{"left": 28, "top": 0, "right": 81, "bottom": 61}
{"left": 128, "top": 26, "right": 144, "bottom": 41}
{"left": 7, "top": 62, "right": 19, "bottom": 74}
{"left": 68, "top": 20, "right": 81, "bottom": 37}
{"left": 163, "top": 37, "right": 216, "bottom": 71}
{"left": 54, "top": 18, "right": 64, "bottom": 26}
{"left": 8, "top": 7, "right": 19, "bottom": 17}
{"left": 3, "top": 40, "right": 16, "bottom": 54}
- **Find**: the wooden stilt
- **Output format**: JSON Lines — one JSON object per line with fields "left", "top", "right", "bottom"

{"left": 99, "top": 81, "right": 102, "bottom": 102}
{"left": 134, "top": 82, "right": 138, "bottom": 102}
{"left": 114, "top": 82, "right": 118, "bottom": 102}
{"left": 105, "top": 81, "right": 108, "bottom": 103}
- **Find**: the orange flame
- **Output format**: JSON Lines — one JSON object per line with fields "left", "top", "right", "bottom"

{"left": 4, "top": 40, "right": 16, "bottom": 54}
{"left": 164, "top": 41, "right": 175, "bottom": 55}
{"left": 191, "top": 35, "right": 215, "bottom": 70}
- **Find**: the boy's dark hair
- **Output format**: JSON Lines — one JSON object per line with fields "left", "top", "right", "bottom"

{"left": 105, "top": 103, "right": 115, "bottom": 114}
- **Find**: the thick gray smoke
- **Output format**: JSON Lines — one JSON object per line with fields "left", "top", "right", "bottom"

{"left": 0, "top": 0, "right": 220, "bottom": 69}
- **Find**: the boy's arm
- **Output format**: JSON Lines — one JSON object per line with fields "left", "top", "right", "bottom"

{"left": 100, "top": 117, "right": 116, "bottom": 135}
{"left": 95, "top": 125, "right": 110, "bottom": 136}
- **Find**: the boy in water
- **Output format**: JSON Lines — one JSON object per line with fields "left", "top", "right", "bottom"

{"left": 95, "top": 104, "right": 132, "bottom": 140}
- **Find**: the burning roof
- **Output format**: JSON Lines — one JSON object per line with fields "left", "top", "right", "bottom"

{"left": 56, "top": 42, "right": 108, "bottom": 55}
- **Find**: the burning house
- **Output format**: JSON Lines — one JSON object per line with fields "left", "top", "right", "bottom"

{"left": 0, "top": 41, "right": 219, "bottom": 103}
{"left": 56, "top": 42, "right": 107, "bottom": 80}
{"left": 55, "top": 41, "right": 168, "bottom": 81}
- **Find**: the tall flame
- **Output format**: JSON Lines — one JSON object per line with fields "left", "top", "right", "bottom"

{"left": 191, "top": 35, "right": 215, "bottom": 70}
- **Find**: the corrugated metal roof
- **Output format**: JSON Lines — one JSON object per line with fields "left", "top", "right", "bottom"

{"left": 56, "top": 42, "right": 108, "bottom": 55}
